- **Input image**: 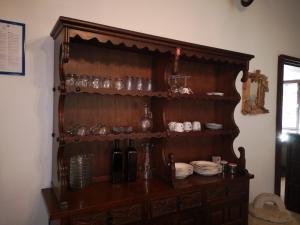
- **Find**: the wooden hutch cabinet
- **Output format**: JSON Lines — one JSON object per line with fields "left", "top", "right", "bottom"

{"left": 42, "top": 17, "right": 254, "bottom": 225}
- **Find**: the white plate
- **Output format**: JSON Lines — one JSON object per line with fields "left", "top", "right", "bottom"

{"left": 206, "top": 92, "right": 224, "bottom": 96}
{"left": 176, "top": 174, "right": 190, "bottom": 179}
{"left": 190, "top": 161, "right": 218, "bottom": 167}
{"left": 205, "top": 123, "right": 223, "bottom": 130}
{"left": 194, "top": 170, "right": 220, "bottom": 176}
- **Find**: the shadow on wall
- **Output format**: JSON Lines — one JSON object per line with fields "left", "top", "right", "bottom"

{"left": 24, "top": 36, "right": 53, "bottom": 225}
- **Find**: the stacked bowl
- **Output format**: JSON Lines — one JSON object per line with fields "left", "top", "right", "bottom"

{"left": 175, "top": 162, "right": 194, "bottom": 179}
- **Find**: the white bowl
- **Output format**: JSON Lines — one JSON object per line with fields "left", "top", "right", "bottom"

{"left": 175, "top": 162, "right": 193, "bottom": 179}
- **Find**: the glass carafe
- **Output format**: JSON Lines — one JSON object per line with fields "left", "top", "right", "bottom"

{"left": 140, "top": 104, "right": 153, "bottom": 132}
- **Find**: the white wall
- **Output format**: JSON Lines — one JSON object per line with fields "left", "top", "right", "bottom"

{"left": 0, "top": 0, "right": 299, "bottom": 224}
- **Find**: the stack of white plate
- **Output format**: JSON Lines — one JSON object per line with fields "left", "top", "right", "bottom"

{"left": 190, "top": 161, "right": 221, "bottom": 176}
{"left": 175, "top": 162, "right": 194, "bottom": 179}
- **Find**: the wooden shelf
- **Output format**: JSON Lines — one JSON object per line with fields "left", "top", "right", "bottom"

{"left": 168, "top": 93, "right": 239, "bottom": 102}
{"left": 60, "top": 130, "right": 236, "bottom": 144}
{"left": 62, "top": 86, "right": 238, "bottom": 102}
{"left": 63, "top": 86, "right": 168, "bottom": 98}
{"left": 167, "top": 129, "right": 236, "bottom": 137}
{"left": 61, "top": 131, "right": 167, "bottom": 144}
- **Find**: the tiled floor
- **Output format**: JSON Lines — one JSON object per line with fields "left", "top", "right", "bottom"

{"left": 290, "top": 211, "right": 300, "bottom": 224}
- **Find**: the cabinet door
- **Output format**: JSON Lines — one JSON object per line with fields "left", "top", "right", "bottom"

{"left": 109, "top": 204, "right": 143, "bottom": 225}
{"left": 207, "top": 201, "right": 245, "bottom": 225}
{"left": 150, "top": 197, "right": 177, "bottom": 218}
{"left": 208, "top": 205, "right": 226, "bottom": 225}
{"left": 227, "top": 182, "right": 247, "bottom": 198}
{"left": 206, "top": 186, "right": 226, "bottom": 203}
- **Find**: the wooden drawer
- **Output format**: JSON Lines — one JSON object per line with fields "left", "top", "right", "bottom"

{"left": 178, "top": 191, "right": 202, "bottom": 210}
{"left": 71, "top": 211, "right": 107, "bottom": 225}
{"left": 150, "top": 197, "right": 177, "bottom": 218}
{"left": 207, "top": 182, "right": 246, "bottom": 203}
{"left": 110, "top": 204, "right": 142, "bottom": 225}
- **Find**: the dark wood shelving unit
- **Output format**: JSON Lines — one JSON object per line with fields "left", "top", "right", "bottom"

{"left": 43, "top": 17, "right": 254, "bottom": 225}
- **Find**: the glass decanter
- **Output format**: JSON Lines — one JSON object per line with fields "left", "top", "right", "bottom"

{"left": 140, "top": 104, "right": 153, "bottom": 132}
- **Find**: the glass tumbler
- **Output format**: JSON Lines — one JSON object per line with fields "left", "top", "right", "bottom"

{"left": 144, "top": 78, "right": 152, "bottom": 91}
{"left": 92, "top": 77, "right": 101, "bottom": 89}
{"left": 136, "top": 77, "right": 143, "bottom": 91}
{"left": 69, "top": 154, "right": 93, "bottom": 190}
{"left": 114, "top": 78, "right": 124, "bottom": 90}
{"left": 125, "top": 76, "right": 134, "bottom": 91}
{"left": 81, "top": 75, "right": 89, "bottom": 88}
{"left": 103, "top": 77, "right": 112, "bottom": 89}
{"left": 65, "top": 74, "right": 75, "bottom": 87}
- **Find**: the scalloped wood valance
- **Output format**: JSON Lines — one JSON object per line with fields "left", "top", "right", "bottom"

{"left": 51, "top": 16, "right": 254, "bottom": 80}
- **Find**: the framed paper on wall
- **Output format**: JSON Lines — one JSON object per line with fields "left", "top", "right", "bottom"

{"left": 0, "top": 19, "right": 25, "bottom": 76}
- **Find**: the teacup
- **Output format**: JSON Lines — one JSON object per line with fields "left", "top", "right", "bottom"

{"left": 174, "top": 123, "right": 184, "bottom": 132}
{"left": 179, "top": 87, "right": 193, "bottom": 94}
{"left": 168, "top": 122, "right": 177, "bottom": 131}
{"left": 212, "top": 156, "right": 221, "bottom": 164}
{"left": 183, "top": 121, "right": 192, "bottom": 132}
{"left": 192, "top": 121, "right": 201, "bottom": 131}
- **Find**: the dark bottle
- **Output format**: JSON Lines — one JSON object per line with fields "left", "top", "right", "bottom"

{"left": 111, "top": 140, "right": 123, "bottom": 184}
{"left": 126, "top": 139, "right": 137, "bottom": 182}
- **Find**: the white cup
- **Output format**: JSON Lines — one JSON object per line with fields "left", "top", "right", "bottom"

{"left": 192, "top": 121, "right": 201, "bottom": 131}
{"left": 168, "top": 121, "right": 177, "bottom": 131}
{"left": 212, "top": 156, "right": 221, "bottom": 164}
{"left": 183, "top": 121, "right": 192, "bottom": 132}
{"left": 174, "top": 123, "right": 184, "bottom": 132}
